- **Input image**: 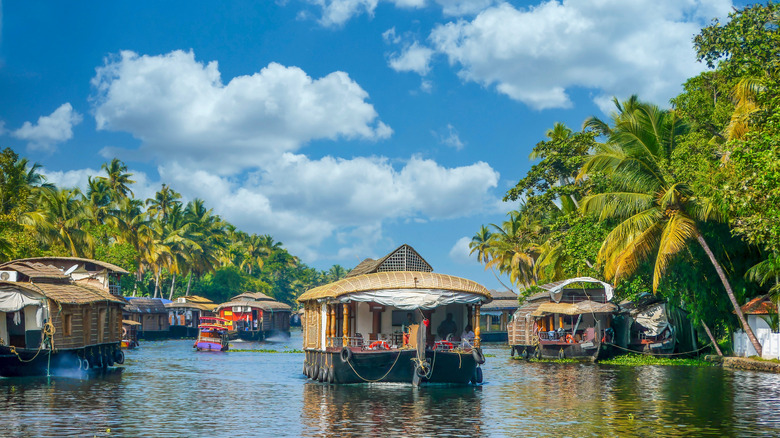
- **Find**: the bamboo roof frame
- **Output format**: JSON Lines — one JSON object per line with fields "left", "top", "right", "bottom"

{"left": 298, "top": 271, "right": 491, "bottom": 303}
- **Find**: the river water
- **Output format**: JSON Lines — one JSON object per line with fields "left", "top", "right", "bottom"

{"left": 1, "top": 329, "right": 779, "bottom": 437}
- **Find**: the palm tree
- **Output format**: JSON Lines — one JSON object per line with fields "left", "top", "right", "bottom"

{"left": 110, "top": 198, "right": 151, "bottom": 295}
{"left": 99, "top": 158, "right": 135, "bottom": 202}
{"left": 242, "top": 234, "right": 271, "bottom": 275}
{"left": 485, "top": 210, "right": 542, "bottom": 288}
{"left": 21, "top": 188, "right": 94, "bottom": 257}
{"left": 146, "top": 184, "right": 182, "bottom": 223}
{"left": 579, "top": 98, "right": 763, "bottom": 355}
{"left": 469, "top": 225, "right": 493, "bottom": 264}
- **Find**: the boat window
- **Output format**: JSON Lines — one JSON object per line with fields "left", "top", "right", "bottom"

{"left": 64, "top": 314, "right": 72, "bottom": 336}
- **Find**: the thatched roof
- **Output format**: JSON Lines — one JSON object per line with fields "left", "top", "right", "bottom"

{"left": 166, "top": 295, "right": 218, "bottom": 311}
{"left": 298, "top": 271, "right": 490, "bottom": 302}
{"left": 216, "top": 299, "right": 291, "bottom": 312}
{"left": 481, "top": 290, "right": 519, "bottom": 311}
{"left": 346, "top": 244, "right": 432, "bottom": 277}
{"left": 531, "top": 301, "right": 617, "bottom": 317}
{"left": 125, "top": 298, "right": 168, "bottom": 313}
{"left": 6, "top": 257, "right": 129, "bottom": 274}
{"left": 0, "top": 261, "right": 70, "bottom": 282}
{"left": 231, "top": 292, "right": 274, "bottom": 302}
{"left": 0, "top": 281, "right": 125, "bottom": 305}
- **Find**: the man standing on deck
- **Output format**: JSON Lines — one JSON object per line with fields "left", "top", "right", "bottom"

{"left": 437, "top": 313, "right": 458, "bottom": 340}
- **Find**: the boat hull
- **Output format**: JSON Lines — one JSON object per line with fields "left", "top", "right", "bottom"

{"left": 304, "top": 348, "right": 481, "bottom": 385}
{"left": 0, "top": 343, "right": 123, "bottom": 377}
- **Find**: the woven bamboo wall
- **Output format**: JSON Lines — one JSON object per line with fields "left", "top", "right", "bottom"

{"left": 51, "top": 301, "right": 123, "bottom": 349}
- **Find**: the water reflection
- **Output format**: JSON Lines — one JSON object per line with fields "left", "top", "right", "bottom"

{"left": 301, "top": 382, "right": 484, "bottom": 437}
{"left": 0, "top": 334, "right": 779, "bottom": 437}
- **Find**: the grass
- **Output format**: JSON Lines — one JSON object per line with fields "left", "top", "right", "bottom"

{"left": 598, "top": 353, "right": 715, "bottom": 367}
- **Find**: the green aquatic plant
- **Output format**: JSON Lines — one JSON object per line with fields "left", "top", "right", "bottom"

{"left": 598, "top": 353, "right": 714, "bottom": 367}
{"left": 229, "top": 348, "right": 304, "bottom": 353}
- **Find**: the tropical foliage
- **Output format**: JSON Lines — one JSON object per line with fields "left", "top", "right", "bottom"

{"left": 473, "top": 3, "right": 779, "bottom": 354}
{"left": 0, "top": 150, "right": 347, "bottom": 306}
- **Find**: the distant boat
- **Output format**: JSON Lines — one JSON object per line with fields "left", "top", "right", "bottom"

{"left": 121, "top": 319, "right": 141, "bottom": 349}
{"left": 298, "top": 244, "right": 492, "bottom": 385}
{"left": 193, "top": 317, "right": 230, "bottom": 352}
{"left": 508, "top": 277, "right": 617, "bottom": 361}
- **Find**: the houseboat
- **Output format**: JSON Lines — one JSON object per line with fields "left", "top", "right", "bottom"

{"left": 479, "top": 290, "right": 519, "bottom": 343}
{"left": 508, "top": 277, "right": 617, "bottom": 361}
{"left": 298, "top": 244, "right": 492, "bottom": 385}
{"left": 0, "top": 258, "right": 127, "bottom": 376}
{"left": 216, "top": 292, "right": 291, "bottom": 340}
{"left": 166, "top": 295, "right": 218, "bottom": 338}
{"left": 194, "top": 316, "right": 230, "bottom": 351}
{"left": 121, "top": 319, "right": 141, "bottom": 349}
{"left": 123, "top": 297, "right": 171, "bottom": 340}
{"left": 612, "top": 294, "right": 697, "bottom": 356}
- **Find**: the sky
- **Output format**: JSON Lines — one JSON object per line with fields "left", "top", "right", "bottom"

{"left": 0, "top": 0, "right": 742, "bottom": 291}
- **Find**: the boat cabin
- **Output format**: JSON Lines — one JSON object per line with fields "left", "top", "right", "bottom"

{"left": 166, "top": 295, "right": 218, "bottom": 337}
{"left": 612, "top": 294, "right": 697, "bottom": 356}
{"left": 298, "top": 244, "right": 492, "bottom": 385}
{"left": 216, "top": 292, "right": 291, "bottom": 340}
{"left": 0, "top": 258, "right": 127, "bottom": 376}
{"left": 508, "top": 277, "right": 617, "bottom": 360}
{"left": 479, "top": 290, "right": 518, "bottom": 342}
{"left": 123, "top": 298, "right": 171, "bottom": 340}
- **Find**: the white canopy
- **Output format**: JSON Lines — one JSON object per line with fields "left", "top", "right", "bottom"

{"left": 338, "top": 289, "right": 488, "bottom": 310}
{"left": 548, "top": 277, "right": 613, "bottom": 303}
{"left": 0, "top": 286, "right": 43, "bottom": 312}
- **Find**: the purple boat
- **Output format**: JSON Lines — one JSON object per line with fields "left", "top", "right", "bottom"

{"left": 193, "top": 317, "right": 230, "bottom": 352}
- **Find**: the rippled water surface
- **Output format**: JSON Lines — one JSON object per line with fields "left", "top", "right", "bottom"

{"left": 1, "top": 330, "right": 780, "bottom": 437}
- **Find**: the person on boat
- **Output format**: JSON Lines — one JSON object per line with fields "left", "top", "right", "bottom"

{"left": 461, "top": 325, "right": 475, "bottom": 347}
{"left": 437, "top": 313, "right": 458, "bottom": 340}
{"left": 402, "top": 312, "right": 416, "bottom": 332}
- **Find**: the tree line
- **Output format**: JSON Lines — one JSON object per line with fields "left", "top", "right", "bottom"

{"left": 470, "top": 3, "right": 780, "bottom": 356}
{"left": 0, "top": 154, "right": 349, "bottom": 306}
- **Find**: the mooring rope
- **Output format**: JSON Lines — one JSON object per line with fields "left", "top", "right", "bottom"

{"left": 346, "top": 350, "right": 403, "bottom": 383}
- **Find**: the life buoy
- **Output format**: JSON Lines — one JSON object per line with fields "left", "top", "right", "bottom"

{"left": 340, "top": 347, "right": 353, "bottom": 363}
{"left": 114, "top": 350, "right": 125, "bottom": 365}
{"left": 434, "top": 341, "right": 453, "bottom": 351}
{"left": 369, "top": 341, "right": 389, "bottom": 350}
{"left": 565, "top": 334, "right": 574, "bottom": 344}
{"left": 122, "top": 327, "right": 127, "bottom": 337}
{"left": 472, "top": 347, "right": 486, "bottom": 364}
{"left": 475, "top": 366, "right": 483, "bottom": 384}
{"left": 80, "top": 358, "right": 90, "bottom": 371}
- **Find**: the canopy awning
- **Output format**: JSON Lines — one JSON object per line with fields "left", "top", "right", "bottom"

{"left": 531, "top": 301, "right": 617, "bottom": 317}
{"left": 339, "top": 289, "right": 488, "bottom": 310}
{"left": 547, "top": 277, "right": 614, "bottom": 303}
{"left": 0, "top": 286, "right": 43, "bottom": 312}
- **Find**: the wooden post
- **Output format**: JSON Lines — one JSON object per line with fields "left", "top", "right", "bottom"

{"left": 330, "top": 304, "right": 337, "bottom": 347}
{"left": 343, "top": 303, "right": 349, "bottom": 347}
{"left": 325, "top": 304, "right": 332, "bottom": 347}
{"left": 474, "top": 305, "right": 481, "bottom": 348}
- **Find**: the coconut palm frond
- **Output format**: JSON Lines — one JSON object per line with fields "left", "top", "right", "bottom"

{"left": 580, "top": 192, "right": 655, "bottom": 220}
{"left": 653, "top": 213, "right": 697, "bottom": 291}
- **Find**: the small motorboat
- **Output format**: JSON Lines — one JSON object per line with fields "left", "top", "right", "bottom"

{"left": 194, "top": 317, "right": 230, "bottom": 352}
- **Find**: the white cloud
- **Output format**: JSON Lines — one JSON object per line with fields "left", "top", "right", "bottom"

{"left": 435, "top": 0, "right": 497, "bottom": 16}
{"left": 434, "top": 123, "right": 464, "bottom": 150}
{"left": 43, "top": 167, "right": 158, "bottom": 202}
{"left": 155, "top": 153, "right": 499, "bottom": 261}
{"left": 429, "top": 0, "right": 733, "bottom": 110}
{"left": 91, "top": 50, "right": 391, "bottom": 174}
{"left": 303, "top": 0, "right": 490, "bottom": 26}
{"left": 449, "top": 236, "right": 477, "bottom": 264}
{"left": 388, "top": 41, "right": 435, "bottom": 75}
{"left": 12, "top": 103, "right": 83, "bottom": 152}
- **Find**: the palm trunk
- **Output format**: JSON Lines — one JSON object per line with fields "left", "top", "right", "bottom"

{"left": 153, "top": 266, "right": 161, "bottom": 299}
{"left": 133, "top": 269, "right": 142, "bottom": 297}
{"left": 697, "top": 234, "right": 762, "bottom": 356}
{"left": 700, "top": 320, "right": 723, "bottom": 356}
{"left": 186, "top": 269, "right": 193, "bottom": 296}
{"left": 168, "top": 274, "right": 177, "bottom": 301}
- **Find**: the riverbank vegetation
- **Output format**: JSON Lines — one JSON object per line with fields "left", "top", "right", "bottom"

{"left": 471, "top": 3, "right": 780, "bottom": 356}
{"left": 0, "top": 153, "right": 349, "bottom": 305}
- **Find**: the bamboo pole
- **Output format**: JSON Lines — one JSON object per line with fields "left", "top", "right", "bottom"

{"left": 343, "top": 303, "right": 349, "bottom": 347}
{"left": 475, "top": 305, "right": 481, "bottom": 348}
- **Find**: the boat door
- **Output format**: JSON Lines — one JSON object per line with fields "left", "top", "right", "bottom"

{"left": 6, "top": 310, "right": 25, "bottom": 347}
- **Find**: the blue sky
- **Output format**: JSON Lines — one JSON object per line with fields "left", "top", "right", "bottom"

{"left": 0, "top": 0, "right": 741, "bottom": 291}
